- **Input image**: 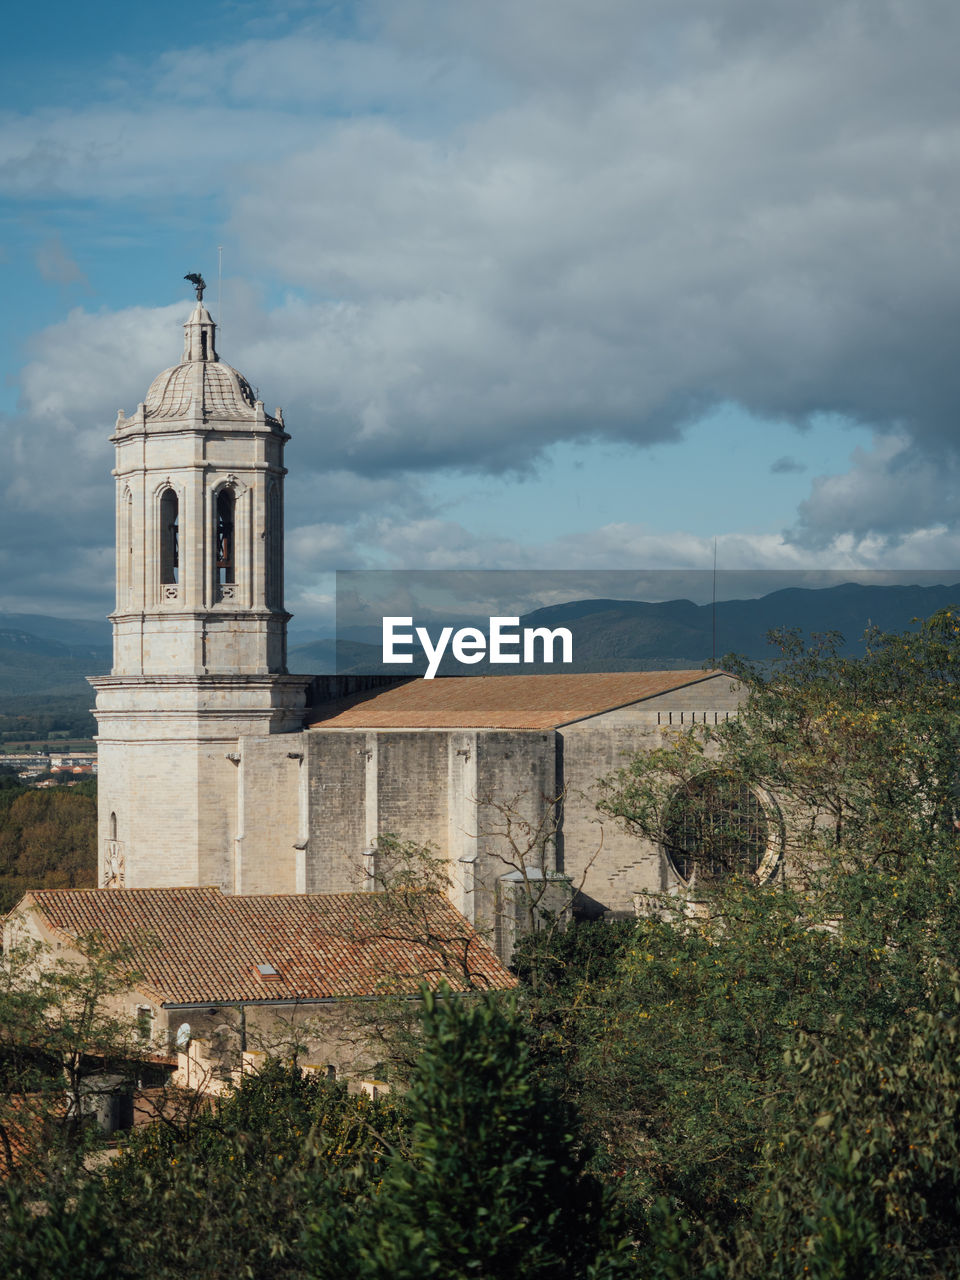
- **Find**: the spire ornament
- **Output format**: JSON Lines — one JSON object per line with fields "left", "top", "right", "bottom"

{"left": 184, "top": 273, "right": 206, "bottom": 301}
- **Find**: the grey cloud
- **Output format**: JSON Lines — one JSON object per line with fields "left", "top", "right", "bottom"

{"left": 791, "top": 434, "right": 960, "bottom": 549}
{"left": 217, "top": 0, "right": 960, "bottom": 512}
{"left": 6, "top": 0, "right": 960, "bottom": 610}
{"left": 771, "top": 457, "right": 806, "bottom": 474}
{"left": 34, "top": 235, "right": 89, "bottom": 288}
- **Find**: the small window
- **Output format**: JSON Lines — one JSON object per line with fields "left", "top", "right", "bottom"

{"left": 664, "top": 772, "right": 775, "bottom": 884}
{"left": 136, "top": 1006, "right": 153, "bottom": 1041}
{"left": 216, "top": 488, "right": 235, "bottom": 585}
{"left": 159, "top": 488, "right": 179, "bottom": 584}
{"left": 266, "top": 483, "right": 282, "bottom": 609}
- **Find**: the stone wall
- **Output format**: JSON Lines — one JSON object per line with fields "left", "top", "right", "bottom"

{"left": 559, "top": 673, "right": 746, "bottom": 914}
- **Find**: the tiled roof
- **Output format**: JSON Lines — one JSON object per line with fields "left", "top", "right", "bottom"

{"left": 309, "top": 671, "right": 725, "bottom": 730}
{"left": 17, "top": 888, "right": 514, "bottom": 1004}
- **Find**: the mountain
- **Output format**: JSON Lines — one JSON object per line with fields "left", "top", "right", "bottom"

{"left": 9, "top": 582, "right": 960, "bottom": 691}
{"left": 520, "top": 582, "right": 960, "bottom": 666}
{"left": 297, "top": 581, "right": 960, "bottom": 675}
{"left": 0, "top": 613, "right": 111, "bottom": 648}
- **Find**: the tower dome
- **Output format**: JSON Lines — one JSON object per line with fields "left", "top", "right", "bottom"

{"left": 139, "top": 300, "right": 278, "bottom": 426}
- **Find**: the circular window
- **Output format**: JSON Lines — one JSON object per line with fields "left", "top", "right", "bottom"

{"left": 664, "top": 772, "right": 777, "bottom": 884}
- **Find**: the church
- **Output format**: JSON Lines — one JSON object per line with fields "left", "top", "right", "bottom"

{"left": 90, "top": 290, "right": 754, "bottom": 959}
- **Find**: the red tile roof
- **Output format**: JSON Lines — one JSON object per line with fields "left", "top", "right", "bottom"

{"left": 15, "top": 888, "right": 514, "bottom": 1004}
{"left": 309, "top": 671, "right": 725, "bottom": 730}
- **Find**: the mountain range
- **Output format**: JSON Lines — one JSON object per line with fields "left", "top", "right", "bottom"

{"left": 2, "top": 581, "right": 959, "bottom": 705}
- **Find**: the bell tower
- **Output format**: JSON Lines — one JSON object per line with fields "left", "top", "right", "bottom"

{"left": 91, "top": 280, "right": 310, "bottom": 892}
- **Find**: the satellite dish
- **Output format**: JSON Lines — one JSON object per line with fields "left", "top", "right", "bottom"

{"left": 175, "top": 1022, "right": 192, "bottom": 1050}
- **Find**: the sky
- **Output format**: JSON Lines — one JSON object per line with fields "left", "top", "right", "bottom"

{"left": 2, "top": 0, "right": 960, "bottom": 632}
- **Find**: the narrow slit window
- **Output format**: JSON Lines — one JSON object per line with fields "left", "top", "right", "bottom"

{"left": 267, "top": 484, "right": 282, "bottom": 608}
{"left": 216, "top": 488, "right": 235, "bottom": 585}
{"left": 159, "top": 488, "right": 179, "bottom": 584}
{"left": 122, "top": 490, "right": 133, "bottom": 603}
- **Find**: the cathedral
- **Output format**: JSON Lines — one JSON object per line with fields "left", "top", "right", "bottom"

{"left": 90, "top": 293, "right": 752, "bottom": 957}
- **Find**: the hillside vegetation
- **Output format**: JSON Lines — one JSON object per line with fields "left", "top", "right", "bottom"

{"left": 0, "top": 779, "right": 97, "bottom": 912}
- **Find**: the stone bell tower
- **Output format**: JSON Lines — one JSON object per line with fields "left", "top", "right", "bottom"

{"left": 90, "top": 282, "right": 309, "bottom": 892}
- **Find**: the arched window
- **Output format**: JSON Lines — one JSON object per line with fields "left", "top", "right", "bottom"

{"left": 122, "top": 489, "right": 133, "bottom": 604}
{"left": 215, "top": 488, "right": 235, "bottom": 585}
{"left": 159, "top": 488, "right": 179, "bottom": 585}
{"left": 267, "top": 483, "right": 282, "bottom": 608}
{"left": 663, "top": 772, "right": 775, "bottom": 884}
{"left": 109, "top": 812, "right": 118, "bottom": 841}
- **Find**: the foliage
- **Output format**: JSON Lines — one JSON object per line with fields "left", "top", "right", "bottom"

{"left": 525, "top": 608, "right": 960, "bottom": 1261}
{"left": 0, "top": 693, "right": 98, "bottom": 743}
{"left": 0, "top": 932, "right": 149, "bottom": 1182}
{"left": 0, "top": 785, "right": 97, "bottom": 912}
{"left": 7, "top": 612, "right": 960, "bottom": 1273}
{"left": 1, "top": 994, "right": 629, "bottom": 1279}
{"left": 730, "top": 979, "right": 960, "bottom": 1279}
{"left": 358, "top": 984, "right": 629, "bottom": 1280}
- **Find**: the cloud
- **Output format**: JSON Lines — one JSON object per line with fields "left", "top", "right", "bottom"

{"left": 218, "top": 0, "right": 960, "bottom": 495}
{"left": 771, "top": 456, "right": 806, "bottom": 474}
{"left": 5, "top": 0, "right": 960, "bottom": 616}
{"left": 34, "top": 235, "right": 89, "bottom": 289}
{"left": 792, "top": 433, "right": 960, "bottom": 548}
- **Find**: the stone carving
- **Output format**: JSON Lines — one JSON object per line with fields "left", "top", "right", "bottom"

{"left": 103, "top": 840, "right": 125, "bottom": 888}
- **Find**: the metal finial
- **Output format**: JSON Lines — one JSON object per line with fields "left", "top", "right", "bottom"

{"left": 184, "top": 273, "right": 206, "bottom": 301}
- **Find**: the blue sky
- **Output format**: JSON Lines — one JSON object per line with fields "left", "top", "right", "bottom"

{"left": 2, "top": 0, "right": 959, "bottom": 628}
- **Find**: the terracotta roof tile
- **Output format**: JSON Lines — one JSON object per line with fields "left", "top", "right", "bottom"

{"left": 309, "top": 671, "right": 725, "bottom": 730}
{"left": 15, "top": 888, "right": 514, "bottom": 1004}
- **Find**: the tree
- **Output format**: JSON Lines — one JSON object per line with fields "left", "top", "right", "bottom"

{"left": 598, "top": 610, "right": 960, "bottom": 967}
{"left": 525, "top": 610, "right": 960, "bottom": 1248}
{"left": 0, "top": 931, "right": 151, "bottom": 1181}
{"left": 1, "top": 1062, "right": 404, "bottom": 1280}
{"left": 359, "top": 984, "right": 630, "bottom": 1280}
{"left": 0, "top": 786, "right": 97, "bottom": 912}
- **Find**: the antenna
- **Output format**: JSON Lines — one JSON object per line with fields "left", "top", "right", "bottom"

{"left": 217, "top": 245, "right": 223, "bottom": 334}
{"left": 712, "top": 538, "right": 718, "bottom": 667}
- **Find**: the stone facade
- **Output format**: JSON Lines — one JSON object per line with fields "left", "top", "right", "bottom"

{"left": 91, "top": 299, "right": 754, "bottom": 956}
{"left": 91, "top": 301, "right": 309, "bottom": 892}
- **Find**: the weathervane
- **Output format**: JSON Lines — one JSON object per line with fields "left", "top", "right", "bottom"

{"left": 184, "top": 273, "right": 206, "bottom": 301}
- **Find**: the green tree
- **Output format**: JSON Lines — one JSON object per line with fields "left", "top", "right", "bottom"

{"left": 0, "top": 786, "right": 97, "bottom": 911}
{"left": 361, "top": 984, "right": 629, "bottom": 1280}
{"left": 538, "top": 610, "right": 960, "bottom": 1249}
{"left": 0, "top": 932, "right": 150, "bottom": 1185}
{"left": 719, "top": 977, "right": 960, "bottom": 1279}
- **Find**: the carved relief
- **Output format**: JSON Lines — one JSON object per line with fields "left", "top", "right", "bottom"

{"left": 103, "top": 840, "right": 125, "bottom": 889}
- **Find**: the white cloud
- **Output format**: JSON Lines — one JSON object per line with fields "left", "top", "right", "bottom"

{"left": 5, "top": 0, "right": 960, "bottom": 618}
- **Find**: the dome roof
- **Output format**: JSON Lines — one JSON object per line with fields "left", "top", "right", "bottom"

{"left": 144, "top": 360, "right": 258, "bottom": 421}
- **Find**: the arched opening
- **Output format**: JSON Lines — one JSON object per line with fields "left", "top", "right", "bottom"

{"left": 663, "top": 772, "right": 775, "bottom": 884}
{"left": 122, "top": 489, "right": 133, "bottom": 604}
{"left": 109, "top": 812, "right": 118, "bottom": 841}
{"left": 159, "top": 488, "right": 179, "bottom": 585}
{"left": 215, "top": 488, "right": 235, "bottom": 585}
{"left": 267, "top": 483, "right": 282, "bottom": 608}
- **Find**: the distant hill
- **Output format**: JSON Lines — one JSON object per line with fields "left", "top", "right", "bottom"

{"left": 293, "top": 581, "right": 960, "bottom": 675}
{"left": 0, "top": 628, "right": 111, "bottom": 700}
{"left": 0, "top": 615, "right": 112, "bottom": 739}
{"left": 8, "top": 582, "right": 960, "bottom": 697}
